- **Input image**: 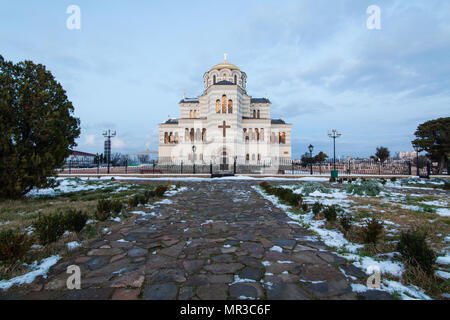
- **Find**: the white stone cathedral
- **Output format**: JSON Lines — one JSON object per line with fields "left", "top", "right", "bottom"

{"left": 158, "top": 56, "right": 292, "bottom": 170}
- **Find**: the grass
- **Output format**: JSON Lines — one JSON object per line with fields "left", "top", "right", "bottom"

{"left": 0, "top": 179, "right": 172, "bottom": 283}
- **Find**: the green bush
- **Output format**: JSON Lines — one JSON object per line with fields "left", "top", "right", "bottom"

{"left": 155, "top": 185, "right": 168, "bottom": 197}
{"left": 345, "top": 179, "right": 382, "bottom": 196}
{"left": 144, "top": 190, "right": 156, "bottom": 201}
{"left": 298, "top": 182, "right": 330, "bottom": 196}
{"left": 64, "top": 209, "right": 88, "bottom": 233}
{"left": 322, "top": 205, "right": 338, "bottom": 222}
{"left": 362, "top": 218, "right": 384, "bottom": 244}
{"left": 110, "top": 200, "right": 123, "bottom": 214}
{"left": 301, "top": 203, "right": 308, "bottom": 212}
{"left": 33, "top": 213, "right": 67, "bottom": 245}
{"left": 0, "top": 229, "right": 33, "bottom": 265}
{"left": 340, "top": 215, "right": 353, "bottom": 233}
{"left": 312, "top": 202, "right": 323, "bottom": 217}
{"left": 329, "top": 177, "right": 336, "bottom": 183}
{"left": 390, "top": 177, "right": 397, "bottom": 182}
{"left": 259, "top": 181, "right": 271, "bottom": 191}
{"left": 96, "top": 199, "right": 112, "bottom": 221}
{"left": 397, "top": 230, "right": 436, "bottom": 275}
{"left": 337, "top": 178, "right": 343, "bottom": 184}
{"left": 380, "top": 178, "right": 387, "bottom": 185}
{"left": 128, "top": 195, "right": 139, "bottom": 208}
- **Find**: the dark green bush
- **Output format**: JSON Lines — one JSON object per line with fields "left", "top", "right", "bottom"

{"left": 64, "top": 209, "right": 88, "bottom": 233}
{"left": 155, "top": 185, "right": 168, "bottom": 197}
{"left": 96, "top": 199, "right": 112, "bottom": 221}
{"left": 340, "top": 215, "right": 353, "bottom": 233}
{"left": 337, "top": 178, "right": 343, "bottom": 184}
{"left": 259, "top": 181, "right": 271, "bottom": 191}
{"left": 329, "top": 177, "right": 336, "bottom": 183}
{"left": 128, "top": 195, "right": 139, "bottom": 208}
{"left": 0, "top": 229, "right": 33, "bottom": 265}
{"left": 33, "top": 213, "right": 66, "bottom": 245}
{"left": 312, "top": 202, "right": 323, "bottom": 217}
{"left": 397, "top": 230, "right": 436, "bottom": 275}
{"left": 322, "top": 205, "right": 338, "bottom": 222}
{"left": 380, "top": 178, "right": 387, "bottom": 185}
{"left": 144, "top": 190, "right": 156, "bottom": 201}
{"left": 362, "top": 218, "right": 384, "bottom": 244}
{"left": 136, "top": 194, "right": 147, "bottom": 205}
{"left": 390, "top": 177, "right": 397, "bottom": 182}
{"left": 301, "top": 203, "right": 308, "bottom": 212}
{"left": 110, "top": 199, "right": 123, "bottom": 214}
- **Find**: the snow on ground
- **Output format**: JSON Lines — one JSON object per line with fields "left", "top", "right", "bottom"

{"left": 253, "top": 184, "right": 436, "bottom": 300}
{"left": 436, "top": 254, "right": 450, "bottom": 265}
{"left": 66, "top": 241, "right": 81, "bottom": 250}
{"left": 27, "top": 178, "right": 118, "bottom": 198}
{"left": 0, "top": 255, "right": 60, "bottom": 290}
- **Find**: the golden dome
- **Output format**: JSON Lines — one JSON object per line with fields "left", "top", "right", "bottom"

{"left": 210, "top": 54, "right": 240, "bottom": 71}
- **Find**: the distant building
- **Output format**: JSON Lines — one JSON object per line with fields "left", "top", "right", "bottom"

{"left": 399, "top": 151, "right": 418, "bottom": 161}
{"left": 66, "top": 150, "right": 97, "bottom": 165}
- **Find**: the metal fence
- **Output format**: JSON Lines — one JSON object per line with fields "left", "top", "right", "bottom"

{"left": 57, "top": 159, "right": 439, "bottom": 177}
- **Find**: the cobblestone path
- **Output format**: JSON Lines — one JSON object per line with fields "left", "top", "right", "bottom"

{"left": 3, "top": 180, "right": 393, "bottom": 300}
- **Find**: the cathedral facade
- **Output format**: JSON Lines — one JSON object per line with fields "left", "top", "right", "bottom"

{"left": 158, "top": 57, "right": 292, "bottom": 169}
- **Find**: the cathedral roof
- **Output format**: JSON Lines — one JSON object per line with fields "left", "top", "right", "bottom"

{"left": 211, "top": 61, "right": 240, "bottom": 71}
{"left": 164, "top": 119, "right": 179, "bottom": 124}
{"left": 271, "top": 119, "right": 286, "bottom": 124}
{"left": 251, "top": 98, "right": 271, "bottom": 104}
{"left": 215, "top": 80, "right": 235, "bottom": 85}
{"left": 179, "top": 98, "right": 199, "bottom": 104}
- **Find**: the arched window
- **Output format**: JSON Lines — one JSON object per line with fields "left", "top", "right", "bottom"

{"left": 185, "top": 128, "right": 189, "bottom": 141}
{"left": 271, "top": 132, "right": 275, "bottom": 143}
{"left": 213, "top": 75, "right": 216, "bottom": 84}
{"left": 243, "top": 128, "right": 247, "bottom": 141}
{"left": 189, "top": 110, "right": 193, "bottom": 118}
{"left": 202, "top": 128, "right": 206, "bottom": 141}
{"left": 249, "top": 128, "right": 253, "bottom": 141}
{"left": 222, "top": 95, "right": 227, "bottom": 113}
{"left": 190, "top": 128, "right": 194, "bottom": 142}
{"left": 174, "top": 132, "right": 179, "bottom": 144}
{"left": 260, "top": 128, "right": 264, "bottom": 141}
{"left": 257, "top": 110, "right": 260, "bottom": 119}
{"left": 281, "top": 132, "right": 286, "bottom": 144}
{"left": 164, "top": 132, "right": 168, "bottom": 144}
{"left": 195, "top": 128, "right": 201, "bottom": 141}
{"left": 216, "top": 100, "right": 221, "bottom": 113}
{"left": 257, "top": 154, "right": 261, "bottom": 162}
{"left": 255, "top": 128, "right": 259, "bottom": 141}
{"left": 253, "top": 110, "right": 256, "bottom": 118}
{"left": 228, "top": 100, "right": 233, "bottom": 113}
{"left": 234, "top": 75, "right": 237, "bottom": 84}
{"left": 246, "top": 154, "right": 249, "bottom": 162}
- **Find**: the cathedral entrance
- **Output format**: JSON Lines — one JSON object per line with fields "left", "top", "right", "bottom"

{"left": 220, "top": 148, "right": 229, "bottom": 171}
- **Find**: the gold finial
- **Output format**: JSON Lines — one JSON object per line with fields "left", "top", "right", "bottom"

{"left": 224, "top": 53, "right": 228, "bottom": 62}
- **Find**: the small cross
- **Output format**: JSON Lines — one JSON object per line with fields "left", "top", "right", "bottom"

{"left": 224, "top": 53, "right": 228, "bottom": 62}
{"left": 218, "top": 121, "right": 231, "bottom": 138}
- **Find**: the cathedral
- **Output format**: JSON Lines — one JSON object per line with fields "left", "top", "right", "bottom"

{"left": 158, "top": 56, "right": 292, "bottom": 170}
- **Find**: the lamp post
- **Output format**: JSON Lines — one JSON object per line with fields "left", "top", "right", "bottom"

{"left": 413, "top": 145, "right": 420, "bottom": 177}
{"left": 328, "top": 130, "right": 341, "bottom": 170}
{"left": 102, "top": 130, "right": 116, "bottom": 174}
{"left": 308, "top": 144, "right": 314, "bottom": 175}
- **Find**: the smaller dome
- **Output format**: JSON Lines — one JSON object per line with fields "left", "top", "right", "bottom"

{"left": 211, "top": 55, "right": 240, "bottom": 71}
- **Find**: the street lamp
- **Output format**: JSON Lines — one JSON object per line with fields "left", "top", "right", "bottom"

{"left": 308, "top": 144, "right": 314, "bottom": 175}
{"left": 413, "top": 145, "right": 420, "bottom": 177}
{"left": 102, "top": 130, "right": 116, "bottom": 174}
{"left": 328, "top": 130, "right": 341, "bottom": 171}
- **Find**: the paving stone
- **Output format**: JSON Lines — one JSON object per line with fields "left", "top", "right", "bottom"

{"left": 112, "top": 288, "right": 141, "bottom": 300}
{"left": 305, "top": 279, "right": 352, "bottom": 299}
{"left": 203, "top": 263, "right": 244, "bottom": 274}
{"left": 61, "top": 288, "right": 114, "bottom": 300}
{"left": 87, "top": 248, "right": 123, "bottom": 256}
{"left": 127, "top": 247, "right": 148, "bottom": 258}
{"left": 267, "top": 283, "right": 310, "bottom": 300}
{"left": 182, "top": 260, "right": 205, "bottom": 273}
{"left": 196, "top": 284, "right": 228, "bottom": 300}
{"left": 239, "top": 267, "right": 264, "bottom": 281}
{"left": 142, "top": 283, "right": 178, "bottom": 300}
{"left": 149, "top": 269, "right": 186, "bottom": 283}
{"left": 229, "top": 283, "right": 258, "bottom": 299}
{"left": 212, "top": 254, "right": 235, "bottom": 263}
{"left": 178, "top": 286, "right": 195, "bottom": 300}
{"left": 86, "top": 256, "right": 110, "bottom": 271}
{"left": 357, "top": 290, "right": 394, "bottom": 300}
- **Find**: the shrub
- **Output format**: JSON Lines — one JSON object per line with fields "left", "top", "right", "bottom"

{"left": 299, "top": 182, "right": 330, "bottom": 196}
{"left": 390, "top": 177, "right": 397, "bottom": 182}
{"left": 301, "top": 203, "right": 308, "bottom": 212}
{"left": 96, "top": 199, "right": 112, "bottom": 221}
{"left": 362, "top": 218, "right": 384, "bottom": 244}
{"left": 329, "top": 177, "right": 336, "bottom": 183}
{"left": 345, "top": 179, "right": 382, "bottom": 196}
{"left": 155, "top": 185, "right": 168, "bottom": 197}
{"left": 340, "top": 215, "right": 353, "bottom": 233}
{"left": 397, "top": 230, "right": 436, "bottom": 275}
{"left": 259, "top": 181, "right": 271, "bottom": 191}
{"left": 380, "top": 178, "right": 387, "bottom": 185}
{"left": 337, "top": 178, "right": 343, "bottom": 184}
{"left": 312, "top": 202, "right": 323, "bottom": 217}
{"left": 64, "top": 209, "right": 88, "bottom": 233}
{"left": 137, "top": 194, "right": 147, "bottom": 205}
{"left": 144, "top": 190, "right": 156, "bottom": 201}
{"left": 322, "top": 205, "right": 338, "bottom": 222}
{"left": 110, "top": 200, "right": 123, "bottom": 214}
{"left": 0, "top": 229, "right": 33, "bottom": 265}
{"left": 175, "top": 182, "right": 182, "bottom": 190}
{"left": 128, "top": 195, "right": 139, "bottom": 208}
{"left": 33, "top": 213, "right": 66, "bottom": 245}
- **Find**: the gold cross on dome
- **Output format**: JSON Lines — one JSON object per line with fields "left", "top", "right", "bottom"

{"left": 224, "top": 53, "right": 228, "bottom": 62}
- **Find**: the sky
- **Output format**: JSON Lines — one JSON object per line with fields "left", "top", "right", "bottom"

{"left": 1, "top": 0, "right": 449, "bottom": 159}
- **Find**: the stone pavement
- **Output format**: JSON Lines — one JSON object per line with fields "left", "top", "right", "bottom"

{"left": 2, "top": 180, "right": 393, "bottom": 300}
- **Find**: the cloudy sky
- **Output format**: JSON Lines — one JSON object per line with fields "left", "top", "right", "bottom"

{"left": 1, "top": 0, "right": 449, "bottom": 159}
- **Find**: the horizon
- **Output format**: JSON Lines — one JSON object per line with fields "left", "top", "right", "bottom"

{"left": 1, "top": 1, "right": 449, "bottom": 159}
